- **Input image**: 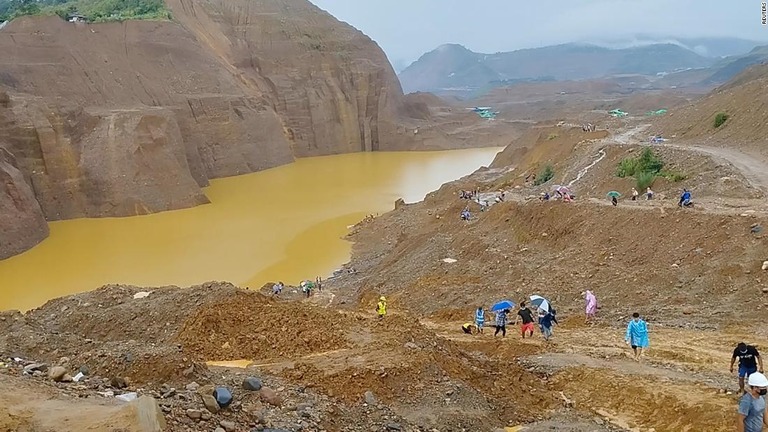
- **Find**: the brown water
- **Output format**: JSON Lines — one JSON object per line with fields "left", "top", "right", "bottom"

{"left": 0, "top": 148, "right": 500, "bottom": 311}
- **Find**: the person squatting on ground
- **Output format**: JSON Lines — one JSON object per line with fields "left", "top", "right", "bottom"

{"left": 461, "top": 322, "right": 475, "bottom": 334}
{"left": 737, "top": 372, "right": 768, "bottom": 432}
{"left": 271, "top": 281, "right": 284, "bottom": 296}
{"left": 679, "top": 188, "right": 693, "bottom": 208}
{"left": 376, "top": 296, "right": 387, "bottom": 320}
{"left": 515, "top": 302, "right": 535, "bottom": 338}
{"left": 494, "top": 309, "right": 509, "bottom": 337}
{"left": 625, "top": 312, "right": 649, "bottom": 361}
{"left": 732, "top": 342, "right": 764, "bottom": 393}
{"left": 474, "top": 306, "right": 485, "bottom": 334}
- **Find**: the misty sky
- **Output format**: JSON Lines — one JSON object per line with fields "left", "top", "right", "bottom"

{"left": 309, "top": 0, "right": 768, "bottom": 70}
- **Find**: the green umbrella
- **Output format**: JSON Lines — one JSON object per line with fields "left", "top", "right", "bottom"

{"left": 606, "top": 191, "right": 621, "bottom": 198}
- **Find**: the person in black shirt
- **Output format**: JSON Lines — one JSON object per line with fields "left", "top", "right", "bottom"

{"left": 731, "top": 342, "right": 764, "bottom": 393}
{"left": 514, "top": 302, "right": 535, "bottom": 338}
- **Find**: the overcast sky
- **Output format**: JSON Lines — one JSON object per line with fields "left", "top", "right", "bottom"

{"left": 309, "top": 0, "right": 768, "bottom": 70}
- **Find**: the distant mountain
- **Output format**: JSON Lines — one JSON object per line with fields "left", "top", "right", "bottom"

{"left": 673, "top": 37, "right": 765, "bottom": 58}
{"left": 655, "top": 44, "right": 768, "bottom": 88}
{"left": 399, "top": 43, "right": 714, "bottom": 94}
{"left": 702, "top": 44, "right": 768, "bottom": 83}
{"left": 582, "top": 36, "right": 764, "bottom": 58}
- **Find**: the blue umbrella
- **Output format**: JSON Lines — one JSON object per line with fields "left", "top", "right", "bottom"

{"left": 490, "top": 300, "right": 516, "bottom": 312}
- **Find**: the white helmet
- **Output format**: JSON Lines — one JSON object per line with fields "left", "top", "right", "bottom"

{"left": 748, "top": 372, "right": 768, "bottom": 387}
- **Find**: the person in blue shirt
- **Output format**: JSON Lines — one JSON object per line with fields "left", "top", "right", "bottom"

{"left": 738, "top": 372, "right": 768, "bottom": 432}
{"left": 538, "top": 308, "right": 558, "bottom": 341}
{"left": 678, "top": 189, "right": 692, "bottom": 207}
{"left": 474, "top": 306, "right": 485, "bottom": 334}
{"left": 625, "top": 312, "right": 649, "bottom": 361}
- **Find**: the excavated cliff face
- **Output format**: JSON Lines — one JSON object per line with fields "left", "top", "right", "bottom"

{"left": 0, "top": 0, "right": 432, "bottom": 258}
{"left": 164, "top": 0, "right": 412, "bottom": 154}
{"left": 0, "top": 147, "right": 48, "bottom": 260}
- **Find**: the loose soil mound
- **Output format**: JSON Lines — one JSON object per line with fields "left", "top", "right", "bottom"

{"left": 176, "top": 291, "right": 351, "bottom": 362}
{"left": 490, "top": 125, "right": 608, "bottom": 173}
{"left": 0, "top": 282, "right": 353, "bottom": 385}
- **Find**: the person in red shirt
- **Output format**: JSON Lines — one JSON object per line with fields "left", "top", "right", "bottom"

{"left": 514, "top": 302, "right": 536, "bottom": 338}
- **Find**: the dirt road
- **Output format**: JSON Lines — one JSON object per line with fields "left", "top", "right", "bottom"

{"left": 681, "top": 145, "right": 768, "bottom": 194}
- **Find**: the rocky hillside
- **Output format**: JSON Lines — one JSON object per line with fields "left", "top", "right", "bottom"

{"left": 653, "top": 64, "right": 768, "bottom": 158}
{"left": 0, "top": 0, "right": 448, "bottom": 258}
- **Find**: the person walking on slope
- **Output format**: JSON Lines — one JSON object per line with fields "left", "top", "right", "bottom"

{"left": 584, "top": 290, "right": 597, "bottom": 324}
{"left": 625, "top": 312, "right": 649, "bottom": 361}
{"left": 538, "top": 308, "right": 558, "bottom": 341}
{"left": 631, "top": 188, "right": 639, "bottom": 201}
{"left": 646, "top": 187, "right": 654, "bottom": 200}
{"left": 737, "top": 372, "right": 768, "bottom": 432}
{"left": 474, "top": 306, "right": 485, "bottom": 334}
{"left": 494, "top": 309, "right": 509, "bottom": 337}
{"left": 515, "top": 302, "right": 535, "bottom": 339}
{"left": 376, "top": 296, "right": 387, "bottom": 320}
{"left": 732, "top": 342, "right": 764, "bottom": 393}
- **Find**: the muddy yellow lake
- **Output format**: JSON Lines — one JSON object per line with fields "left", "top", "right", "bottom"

{"left": 0, "top": 148, "right": 501, "bottom": 311}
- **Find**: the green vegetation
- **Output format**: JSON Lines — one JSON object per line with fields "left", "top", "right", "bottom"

{"left": 713, "top": 112, "right": 729, "bottom": 128}
{"left": 616, "top": 147, "right": 685, "bottom": 189}
{"left": 0, "top": 0, "right": 170, "bottom": 23}
{"left": 534, "top": 164, "right": 554, "bottom": 186}
{"left": 616, "top": 147, "right": 663, "bottom": 178}
{"left": 547, "top": 133, "right": 558, "bottom": 140}
{"left": 659, "top": 170, "right": 688, "bottom": 182}
{"left": 635, "top": 171, "right": 657, "bottom": 190}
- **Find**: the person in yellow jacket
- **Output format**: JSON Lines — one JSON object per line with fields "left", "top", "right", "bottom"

{"left": 376, "top": 296, "right": 387, "bottom": 319}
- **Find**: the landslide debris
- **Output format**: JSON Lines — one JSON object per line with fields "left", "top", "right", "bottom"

{"left": 332, "top": 145, "right": 767, "bottom": 327}
{"left": 0, "top": 282, "right": 567, "bottom": 431}
{"left": 0, "top": 283, "right": 356, "bottom": 384}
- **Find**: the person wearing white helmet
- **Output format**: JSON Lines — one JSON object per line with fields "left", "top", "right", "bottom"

{"left": 738, "top": 372, "right": 768, "bottom": 432}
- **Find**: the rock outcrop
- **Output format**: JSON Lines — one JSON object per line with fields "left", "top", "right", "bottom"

{"left": 0, "top": 0, "right": 455, "bottom": 258}
{"left": 0, "top": 146, "right": 48, "bottom": 260}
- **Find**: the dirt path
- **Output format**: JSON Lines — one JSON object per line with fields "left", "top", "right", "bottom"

{"left": 423, "top": 319, "right": 765, "bottom": 431}
{"left": 676, "top": 145, "right": 768, "bottom": 194}
{"left": 608, "top": 122, "right": 768, "bottom": 194}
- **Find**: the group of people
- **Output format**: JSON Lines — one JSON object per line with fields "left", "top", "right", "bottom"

{"left": 615, "top": 187, "right": 693, "bottom": 208}
{"left": 271, "top": 277, "right": 323, "bottom": 298}
{"left": 583, "top": 290, "right": 767, "bottom": 430}
{"left": 462, "top": 302, "right": 559, "bottom": 341}
{"left": 733, "top": 343, "right": 767, "bottom": 431}
{"left": 628, "top": 187, "right": 654, "bottom": 202}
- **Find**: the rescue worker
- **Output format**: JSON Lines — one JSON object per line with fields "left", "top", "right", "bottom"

{"left": 376, "top": 296, "right": 387, "bottom": 320}
{"left": 474, "top": 306, "right": 485, "bottom": 334}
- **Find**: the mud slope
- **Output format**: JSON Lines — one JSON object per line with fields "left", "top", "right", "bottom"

{"left": 0, "top": 0, "right": 440, "bottom": 258}
{"left": 333, "top": 179, "right": 767, "bottom": 327}
{"left": 654, "top": 64, "right": 768, "bottom": 157}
